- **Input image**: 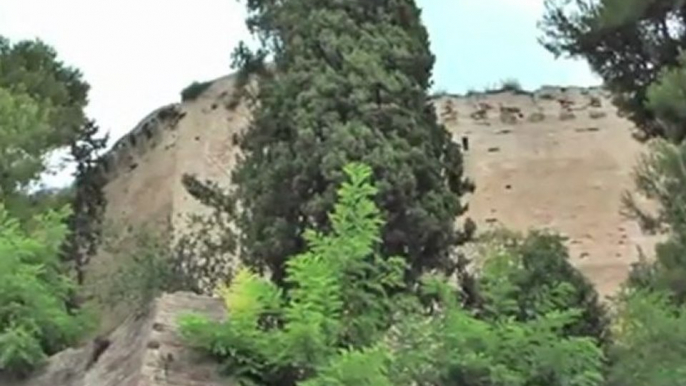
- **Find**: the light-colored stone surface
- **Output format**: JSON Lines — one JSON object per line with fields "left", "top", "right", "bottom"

{"left": 435, "top": 87, "right": 660, "bottom": 296}
{"left": 93, "top": 76, "right": 659, "bottom": 298}
{"left": 2, "top": 292, "right": 230, "bottom": 386}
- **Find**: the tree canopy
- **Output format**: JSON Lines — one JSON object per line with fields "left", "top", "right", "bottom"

{"left": 539, "top": 0, "right": 686, "bottom": 141}
{"left": 185, "top": 0, "right": 474, "bottom": 286}
{"left": 0, "top": 36, "right": 92, "bottom": 213}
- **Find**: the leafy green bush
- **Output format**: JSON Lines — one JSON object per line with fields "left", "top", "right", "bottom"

{"left": 179, "top": 163, "right": 605, "bottom": 386}
{"left": 607, "top": 290, "right": 686, "bottom": 386}
{"left": 475, "top": 230, "right": 610, "bottom": 346}
{"left": 179, "top": 163, "right": 408, "bottom": 385}
{"left": 391, "top": 280, "right": 604, "bottom": 386}
{"left": 540, "top": 0, "right": 686, "bottom": 140}
{"left": 0, "top": 204, "right": 94, "bottom": 376}
{"left": 180, "top": 81, "right": 213, "bottom": 102}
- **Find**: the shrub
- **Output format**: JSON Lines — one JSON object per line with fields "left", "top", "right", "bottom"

{"left": 607, "top": 290, "right": 686, "bottom": 386}
{"left": 0, "top": 204, "right": 94, "bottom": 376}
{"left": 475, "top": 230, "right": 610, "bottom": 346}
{"left": 499, "top": 78, "right": 524, "bottom": 93}
{"left": 391, "top": 281, "right": 605, "bottom": 386}
{"left": 179, "top": 163, "right": 605, "bottom": 386}
{"left": 179, "top": 163, "right": 408, "bottom": 386}
{"left": 94, "top": 222, "right": 197, "bottom": 314}
{"left": 180, "top": 81, "right": 213, "bottom": 102}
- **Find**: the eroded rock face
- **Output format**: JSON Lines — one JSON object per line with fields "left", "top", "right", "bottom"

{"left": 2, "top": 293, "right": 230, "bottom": 386}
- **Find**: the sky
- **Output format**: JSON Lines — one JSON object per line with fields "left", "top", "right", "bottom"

{"left": 0, "top": 0, "right": 601, "bottom": 188}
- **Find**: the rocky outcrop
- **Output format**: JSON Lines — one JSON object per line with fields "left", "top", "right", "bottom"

{"left": 2, "top": 293, "right": 230, "bottom": 386}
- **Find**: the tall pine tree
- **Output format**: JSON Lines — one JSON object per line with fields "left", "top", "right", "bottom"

{"left": 61, "top": 120, "right": 108, "bottom": 286}
{"left": 539, "top": 0, "right": 686, "bottom": 141}
{"left": 187, "top": 0, "right": 474, "bottom": 285}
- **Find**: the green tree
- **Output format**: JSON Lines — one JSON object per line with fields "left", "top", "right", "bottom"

{"left": 539, "top": 0, "right": 686, "bottom": 141}
{"left": 0, "top": 204, "right": 94, "bottom": 377}
{"left": 607, "top": 290, "right": 686, "bottom": 386}
{"left": 645, "top": 51, "right": 686, "bottom": 142}
{"left": 0, "top": 36, "right": 107, "bottom": 288}
{"left": 0, "top": 36, "right": 92, "bottom": 223}
{"left": 180, "top": 163, "right": 604, "bottom": 386}
{"left": 391, "top": 283, "right": 604, "bottom": 386}
{"left": 0, "top": 86, "right": 52, "bottom": 200}
{"left": 60, "top": 120, "right": 108, "bottom": 286}
{"left": 622, "top": 138, "right": 686, "bottom": 303}
{"left": 476, "top": 230, "right": 610, "bottom": 346}
{"left": 180, "top": 163, "right": 410, "bottom": 386}
{"left": 0, "top": 36, "right": 89, "bottom": 146}
{"left": 185, "top": 0, "right": 473, "bottom": 286}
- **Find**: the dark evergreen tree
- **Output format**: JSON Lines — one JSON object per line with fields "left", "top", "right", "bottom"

{"left": 61, "top": 120, "right": 108, "bottom": 286}
{"left": 478, "top": 231, "right": 610, "bottom": 347}
{"left": 185, "top": 0, "right": 474, "bottom": 286}
{"left": 539, "top": 0, "right": 686, "bottom": 141}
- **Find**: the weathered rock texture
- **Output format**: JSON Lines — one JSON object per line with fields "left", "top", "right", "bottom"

{"left": 2, "top": 292, "right": 229, "bottom": 386}
{"left": 92, "top": 75, "right": 658, "bottom": 297}
{"left": 433, "top": 87, "right": 659, "bottom": 296}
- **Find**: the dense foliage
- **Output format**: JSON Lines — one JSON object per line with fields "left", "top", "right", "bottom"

{"left": 0, "top": 35, "right": 108, "bottom": 292}
{"left": 0, "top": 87, "right": 51, "bottom": 200}
{"left": 0, "top": 36, "right": 106, "bottom": 377}
{"left": 184, "top": 0, "right": 474, "bottom": 286}
{"left": 622, "top": 138, "right": 686, "bottom": 303}
{"left": 180, "top": 163, "right": 605, "bottom": 386}
{"left": 60, "top": 120, "right": 108, "bottom": 286}
{"left": 0, "top": 36, "right": 90, "bottom": 201}
{"left": 607, "top": 290, "right": 686, "bottom": 386}
{"left": 0, "top": 204, "right": 93, "bottom": 376}
{"left": 5, "top": 2, "right": 686, "bottom": 383}
{"left": 539, "top": 0, "right": 686, "bottom": 141}
{"left": 541, "top": 2, "right": 686, "bottom": 382}
{"left": 476, "top": 230, "right": 609, "bottom": 346}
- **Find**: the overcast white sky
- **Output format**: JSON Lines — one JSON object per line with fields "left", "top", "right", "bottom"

{"left": 0, "top": 0, "right": 599, "bottom": 188}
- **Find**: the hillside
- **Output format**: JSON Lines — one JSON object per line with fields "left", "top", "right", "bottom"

{"left": 92, "top": 74, "right": 658, "bottom": 297}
